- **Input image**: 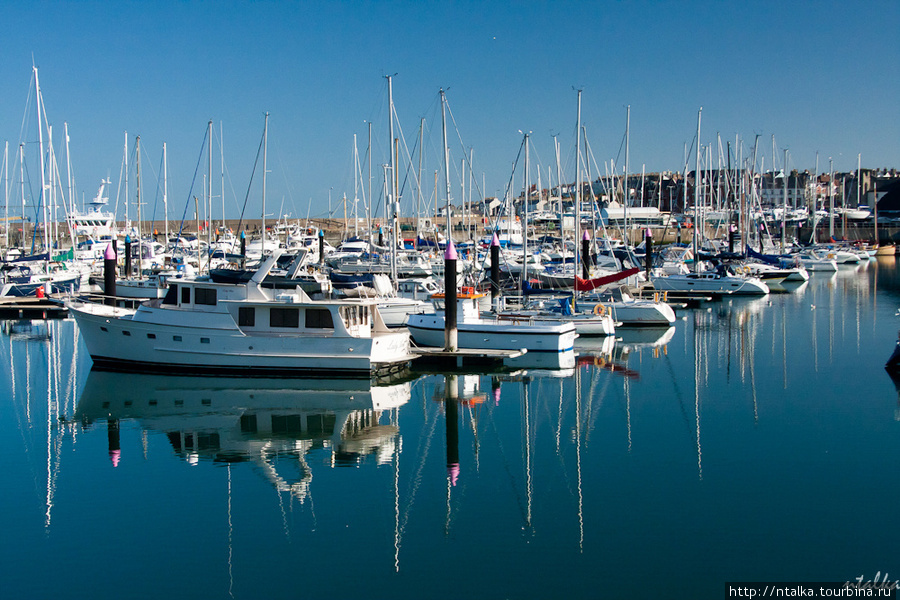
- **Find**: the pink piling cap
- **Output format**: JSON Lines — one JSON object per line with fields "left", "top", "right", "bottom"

{"left": 447, "top": 463, "right": 460, "bottom": 486}
{"left": 582, "top": 231, "right": 590, "bottom": 241}
{"left": 109, "top": 449, "right": 121, "bottom": 468}
{"left": 491, "top": 233, "right": 500, "bottom": 247}
{"left": 445, "top": 239, "right": 457, "bottom": 260}
{"left": 104, "top": 243, "right": 116, "bottom": 260}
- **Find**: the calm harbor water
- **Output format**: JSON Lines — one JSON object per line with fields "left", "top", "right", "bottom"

{"left": 3, "top": 260, "right": 900, "bottom": 599}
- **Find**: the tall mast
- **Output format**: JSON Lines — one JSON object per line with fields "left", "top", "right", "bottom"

{"left": 624, "top": 104, "right": 630, "bottom": 245}
{"left": 34, "top": 66, "right": 49, "bottom": 254}
{"left": 19, "top": 144, "right": 25, "bottom": 253}
{"left": 781, "top": 148, "right": 788, "bottom": 254}
{"left": 353, "top": 133, "right": 360, "bottom": 237}
{"left": 554, "top": 135, "right": 562, "bottom": 236}
{"left": 387, "top": 75, "right": 398, "bottom": 283}
{"left": 417, "top": 118, "right": 424, "bottom": 244}
{"left": 207, "top": 119, "right": 213, "bottom": 266}
{"left": 440, "top": 88, "right": 452, "bottom": 238}
{"left": 693, "top": 107, "right": 702, "bottom": 271}
{"left": 124, "top": 131, "right": 129, "bottom": 231}
{"left": 828, "top": 157, "right": 834, "bottom": 239}
{"left": 261, "top": 112, "right": 268, "bottom": 256}
{"left": 220, "top": 122, "right": 225, "bottom": 232}
{"left": 135, "top": 135, "right": 144, "bottom": 278}
{"left": 163, "top": 142, "right": 169, "bottom": 248}
{"left": 575, "top": 89, "right": 582, "bottom": 285}
{"left": 856, "top": 153, "right": 862, "bottom": 209}
{"left": 3, "top": 142, "right": 7, "bottom": 250}
{"left": 521, "top": 132, "right": 530, "bottom": 294}
{"left": 64, "top": 123, "right": 73, "bottom": 218}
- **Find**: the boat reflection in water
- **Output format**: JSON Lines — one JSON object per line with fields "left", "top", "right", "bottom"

{"left": 504, "top": 347, "right": 576, "bottom": 377}
{"left": 75, "top": 370, "right": 411, "bottom": 496}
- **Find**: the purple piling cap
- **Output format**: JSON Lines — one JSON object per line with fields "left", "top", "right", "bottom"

{"left": 447, "top": 463, "right": 460, "bottom": 486}
{"left": 582, "top": 230, "right": 590, "bottom": 241}
{"left": 445, "top": 238, "right": 457, "bottom": 260}
{"left": 645, "top": 227, "right": 652, "bottom": 238}
{"left": 104, "top": 242, "right": 116, "bottom": 260}
{"left": 491, "top": 233, "right": 500, "bottom": 247}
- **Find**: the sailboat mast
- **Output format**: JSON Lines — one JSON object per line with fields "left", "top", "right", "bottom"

{"left": 828, "top": 157, "right": 834, "bottom": 239}
{"left": 781, "top": 148, "right": 787, "bottom": 254}
{"left": 693, "top": 107, "right": 702, "bottom": 271}
{"left": 575, "top": 89, "right": 582, "bottom": 286}
{"left": 3, "top": 142, "right": 7, "bottom": 250}
{"left": 353, "top": 134, "right": 359, "bottom": 237}
{"left": 440, "top": 89, "right": 452, "bottom": 238}
{"left": 387, "top": 75, "right": 398, "bottom": 283}
{"left": 220, "top": 122, "right": 225, "bottom": 232}
{"left": 624, "top": 105, "right": 630, "bottom": 245}
{"left": 135, "top": 135, "right": 143, "bottom": 279}
{"left": 34, "top": 66, "right": 50, "bottom": 254}
{"left": 554, "top": 136, "right": 562, "bottom": 235}
{"left": 124, "top": 131, "right": 129, "bottom": 232}
{"left": 163, "top": 143, "right": 169, "bottom": 248}
{"left": 417, "top": 118, "right": 424, "bottom": 246}
{"left": 207, "top": 120, "right": 213, "bottom": 267}
{"left": 522, "top": 132, "right": 529, "bottom": 294}
{"left": 19, "top": 144, "right": 25, "bottom": 253}
{"left": 261, "top": 112, "right": 268, "bottom": 256}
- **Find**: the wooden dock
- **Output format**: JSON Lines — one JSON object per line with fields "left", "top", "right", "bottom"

{"left": 0, "top": 297, "right": 69, "bottom": 320}
{"left": 411, "top": 347, "right": 526, "bottom": 371}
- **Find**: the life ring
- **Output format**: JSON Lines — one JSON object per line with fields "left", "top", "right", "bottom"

{"left": 593, "top": 303, "right": 607, "bottom": 317}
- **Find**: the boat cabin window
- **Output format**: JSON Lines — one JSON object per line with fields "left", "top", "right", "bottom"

{"left": 195, "top": 288, "right": 217, "bottom": 306}
{"left": 181, "top": 286, "right": 191, "bottom": 304}
{"left": 270, "top": 307, "right": 300, "bottom": 328}
{"left": 163, "top": 284, "right": 178, "bottom": 305}
{"left": 238, "top": 307, "right": 255, "bottom": 327}
{"left": 306, "top": 308, "right": 334, "bottom": 329}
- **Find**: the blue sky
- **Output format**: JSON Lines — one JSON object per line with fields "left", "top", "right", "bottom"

{"left": 1, "top": 0, "right": 897, "bottom": 224}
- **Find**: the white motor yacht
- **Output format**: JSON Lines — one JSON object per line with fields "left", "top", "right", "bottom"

{"left": 406, "top": 288, "right": 577, "bottom": 353}
{"left": 66, "top": 252, "right": 414, "bottom": 377}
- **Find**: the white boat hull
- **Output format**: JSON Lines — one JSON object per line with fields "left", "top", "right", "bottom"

{"left": 651, "top": 273, "right": 769, "bottom": 295}
{"left": 407, "top": 313, "right": 577, "bottom": 352}
{"left": 68, "top": 301, "right": 412, "bottom": 376}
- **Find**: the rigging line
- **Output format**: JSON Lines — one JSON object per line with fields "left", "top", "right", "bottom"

{"left": 172, "top": 124, "right": 211, "bottom": 253}
{"left": 444, "top": 100, "right": 486, "bottom": 204}
{"left": 584, "top": 365, "right": 613, "bottom": 444}
{"left": 272, "top": 137, "right": 300, "bottom": 221}
{"left": 17, "top": 71, "right": 37, "bottom": 148}
{"left": 397, "top": 379, "right": 441, "bottom": 536}
{"left": 230, "top": 119, "right": 267, "bottom": 250}
{"left": 485, "top": 380, "right": 530, "bottom": 527}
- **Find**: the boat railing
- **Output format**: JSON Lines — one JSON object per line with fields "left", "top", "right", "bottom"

{"left": 70, "top": 292, "right": 148, "bottom": 311}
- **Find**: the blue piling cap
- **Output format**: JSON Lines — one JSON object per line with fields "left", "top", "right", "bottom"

{"left": 240, "top": 230, "right": 246, "bottom": 239}
{"left": 445, "top": 239, "right": 458, "bottom": 260}
{"left": 125, "top": 234, "right": 132, "bottom": 243}
{"left": 318, "top": 229, "right": 324, "bottom": 237}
